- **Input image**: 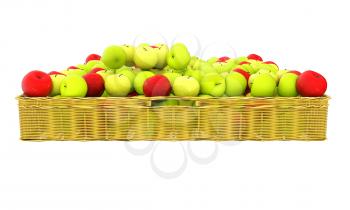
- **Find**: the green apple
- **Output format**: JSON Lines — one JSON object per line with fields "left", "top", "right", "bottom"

{"left": 60, "top": 75, "right": 88, "bottom": 97}
{"left": 101, "top": 90, "right": 109, "bottom": 97}
{"left": 153, "top": 94, "right": 178, "bottom": 106}
{"left": 134, "top": 71, "right": 155, "bottom": 94}
{"left": 121, "top": 44, "right": 135, "bottom": 67}
{"left": 207, "top": 57, "right": 218, "bottom": 64}
{"left": 101, "top": 45, "right": 126, "bottom": 69}
{"left": 50, "top": 74, "right": 66, "bottom": 96}
{"left": 173, "top": 76, "right": 200, "bottom": 97}
{"left": 96, "top": 69, "right": 114, "bottom": 80}
{"left": 133, "top": 45, "right": 158, "bottom": 69}
{"left": 248, "top": 73, "right": 259, "bottom": 88}
{"left": 233, "top": 56, "right": 248, "bottom": 65}
{"left": 199, "top": 94, "right": 212, "bottom": 98}
{"left": 225, "top": 72, "right": 247, "bottom": 96}
{"left": 184, "top": 69, "right": 202, "bottom": 82}
{"left": 200, "top": 73, "right": 226, "bottom": 97}
{"left": 61, "top": 69, "right": 86, "bottom": 77}
{"left": 199, "top": 61, "right": 217, "bottom": 75}
{"left": 162, "top": 72, "right": 181, "bottom": 86}
{"left": 167, "top": 43, "right": 191, "bottom": 70}
{"left": 238, "top": 63, "right": 255, "bottom": 74}
{"left": 154, "top": 44, "right": 169, "bottom": 69}
{"left": 213, "top": 62, "right": 226, "bottom": 74}
{"left": 257, "top": 69, "right": 278, "bottom": 82}
{"left": 83, "top": 60, "right": 100, "bottom": 72}
{"left": 116, "top": 67, "right": 136, "bottom": 92}
{"left": 251, "top": 74, "right": 277, "bottom": 97}
{"left": 105, "top": 74, "right": 131, "bottom": 97}
{"left": 277, "top": 69, "right": 289, "bottom": 81}
{"left": 277, "top": 73, "right": 298, "bottom": 97}
{"left": 91, "top": 62, "right": 107, "bottom": 71}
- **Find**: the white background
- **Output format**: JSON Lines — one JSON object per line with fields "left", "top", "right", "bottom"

{"left": 1, "top": 0, "right": 350, "bottom": 209}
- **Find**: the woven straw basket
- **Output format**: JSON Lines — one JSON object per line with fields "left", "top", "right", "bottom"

{"left": 17, "top": 96, "right": 329, "bottom": 141}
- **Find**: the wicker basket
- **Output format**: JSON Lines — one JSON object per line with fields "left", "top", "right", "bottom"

{"left": 17, "top": 96, "right": 329, "bottom": 141}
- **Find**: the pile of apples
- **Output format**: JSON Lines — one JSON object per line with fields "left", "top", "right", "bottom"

{"left": 21, "top": 43, "right": 327, "bottom": 98}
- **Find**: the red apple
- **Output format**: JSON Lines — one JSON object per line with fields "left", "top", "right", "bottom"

{"left": 83, "top": 73, "right": 105, "bottom": 97}
{"left": 85, "top": 54, "right": 101, "bottom": 63}
{"left": 150, "top": 45, "right": 159, "bottom": 48}
{"left": 128, "top": 91, "right": 138, "bottom": 97}
{"left": 48, "top": 71, "right": 65, "bottom": 76}
{"left": 289, "top": 70, "right": 301, "bottom": 76}
{"left": 239, "top": 61, "right": 251, "bottom": 65}
{"left": 263, "top": 61, "right": 278, "bottom": 68}
{"left": 233, "top": 68, "right": 250, "bottom": 81}
{"left": 296, "top": 70, "right": 327, "bottom": 97}
{"left": 68, "top": 66, "right": 78, "bottom": 69}
{"left": 143, "top": 75, "right": 172, "bottom": 97}
{"left": 89, "top": 67, "right": 105, "bottom": 74}
{"left": 247, "top": 54, "right": 263, "bottom": 61}
{"left": 22, "top": 70, "right": 52, "bottom": 97}
{"left": 218, "top": 56, "right": 230, "bottom": 63}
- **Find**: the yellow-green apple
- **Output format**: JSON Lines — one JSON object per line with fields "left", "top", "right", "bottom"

{"left": 133, "top": 45, "right": 158, "bottom": 69}
{"left": 143, "top": 75, "right": 172, "bottom": 97}
{"left": 167, "top": 43, "right": 191, "bottom": 70}
{"left": 101, "top": 45, "right": 126, "bottom": 69}
{"left": 184, "top": 69, "right": 202, "bottom": 82}
{"left": 225, "top": 72, "right": 247, "bottom": 96}
{"left": 22, "top": 70, "right": 52, "bottom": 97}
{"left": 91, "top": 62, "right": 107, "bottom": 71}
{"left": 116, "top": 67, "right": 136, "bottom": 92}
{"left": 233, "top": 68, "right": 250, "bottom": 81}
{"left": 96, "top": 69, "right": 114, "bottom": 80}
{"left": 82, "top": 60, "right": 100, "bottom": 73}
{"left": 296, "top": 70, "right": 327, "bottom": 97}
{"left": 134, "top": 71, "right": 155, "bottom": 94}
{"left": 85, "top": 54, "right": 101, "bottom": 63}
{"left": 277, "top": 69, "right": 289, "bottom": 81}
{"left": 162, "top": 72, "right": 181, "bottom": 87}
{"left": 251, "top": 74, "right": 277, "bottom": 97}
{"left": 289, "top": 70, "right": 301, "bottom": 76}
{"left": 207, "top": 57, "right": 218, "bottom": 64}
{"left": 153, "top": 44, "right": 169, "bottom": 69}
{"left": 83, "top": 73, "right": 105, "bottom": 97}
{"left": 121, "top": 44, "right": 135, "bottom": 67}
{"left": 200, "top": 73, "right": 226, "bottom": 97}
{"left": 277, "top": 73, "right": 298, "bottom": 97}
{"left": 49, "top": 71, "right": 66, "bottom": 96}
{"left": 61, "top": 68, "right": 86, "bottom": 77}
{"left": 105, "top": 74, "right": 131, "bottom": 97}
{"left": 173, "top": 76, "right": 200, "bottom": 97}
{"left": 60, "top": 75, "right": 88, "bottom": 97}
{"left": 233, "top": 56, "right": 248, "bottom": 65}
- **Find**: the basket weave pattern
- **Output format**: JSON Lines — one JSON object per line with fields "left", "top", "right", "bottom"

{"left": 17, "top": 96, "right": 329, "bottom": 141}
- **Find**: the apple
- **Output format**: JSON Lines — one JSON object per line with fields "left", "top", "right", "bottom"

{"left": 277, "top": 73, "right": 298, "bottom": 97}
{"left": 218, "top": 56, "right": 230, "bottom": 62}
{"left": 133, "top": 45, "right": 158, "bottom": 69}
{"left": 61, "top": 68, "right": 86, "bottom": 77}
{"left": 22, "top": 70, "right": 52, "bottom": 97}
{"left": 256, "top": 69, "right": 278, "bottom": 82}
{"left": 90, "top": 67, "right": 105, "bottom": 74}
{"left": 250, "top": 74, "right": 277, "bottom": 97}
{"left": 134, "top": 71, "right": 155, "bottom": 95}
{"left": 233, "top": 56, "right": 248, "bottom": 65}
{"left": 173, "top": 76, "right": 200, "bottom": 97}
{"left": 207, "top": 57, "right": 218, "bottom": 64}
{"left": 96, "top": 69, "right": 114, "bottom": 80}
{"left": 83, "top": 73, "right": 105, "bottom": 97}
{"left": 184, "top": 69, "right": 202, "bottom": 82}
{"left": 143, "top": 75, "right": 172, "bottom": 97}
{"left": 247, "top": 54, "right": 263, "bottom": 61}
{"left": 264, "top": 61, "right": 278, "bottom": 69}
{"left": 162, "top": 72, "right": 181, "bottom": 87}
{"left": 200, "top": 73, "right": 226, "bottom": 97}
{"left": 49, "top": 72, "right": 66, "bottom": 96}
{"left": 101, "top": 45, "right": 126, "bottom": 69}
{"left": 167, "top": 43, "right": 191, "bottom": 70}
{"left": 153, "top": 43, "right": 169, "bottom": 69}
{"left": 289, "top": 70, "right": 301, "bottom": 76}
{"left": 121, "top": 44, "right": 135, "bottom": 67}
{"left": 82, "top": 60, "right": 100, "bottom": 73}
{"left": 233, "top": 68, "right": 250, "bottom": 81}
{"left": 128, "top": 91, "right": 138, "bottom": 97}
{"left": 225, "top": 72, "right": 247, "bottom": 96}
{"left": 85, "top": 54, "right": 101, "bottom": 63}
{"left": 116, "top": 67, "right": 136, "bottom": 92}
{"left": 67, "top": 66, "right": 78, "bottom": 69}
{"left": 105, "top": 74, "right": 131, "bottom": 97}
{"left": 91, "top": 61, "right": 107, "bottom": 70}
{"left": 296, "top": 70, "right": 327, "bottom": 97}
{"left": 60, "top": 75, "right": 88, "bottom": 97}
{"left": 238, "top": 62, "right": 255, "bottom": 74}
{"left": 277, "top": 69, "right": 289, "bottom": 81}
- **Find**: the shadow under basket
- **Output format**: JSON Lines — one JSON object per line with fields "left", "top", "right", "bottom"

{"left": 16, "top": 96, "right": 329, "bottom": 141}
